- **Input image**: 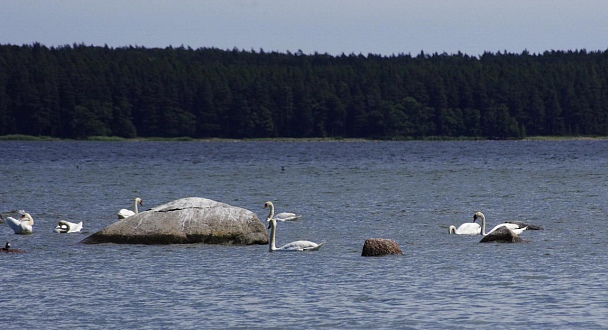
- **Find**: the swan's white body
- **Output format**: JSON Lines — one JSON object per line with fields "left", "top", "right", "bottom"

{"left": 267, "top": 218, "right": 324, "bottom": 252}
{"left": 274, "top": 212, "right": 302, "bottom": 222}
{"left": 264, "top": 202, "right": 325, "bottom": 252}
{"left": 54, "top": 220, "right": 83, "bottom": 233}
{"left": 263, "top": 201, "right": 302, "bottom": 221}
{"left": 118, "top": 197, "right": 143, "bottom": 219}
{"left": 448, "top": 222, "right": 481, "bottom": 235}
{"left": 474, "top": 211, "right": 527, "bottom": 236}
{"left": 5, "top": 211, "right": 34, "bottom": 234}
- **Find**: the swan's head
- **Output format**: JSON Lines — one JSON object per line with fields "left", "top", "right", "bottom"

{"left": 264, "top": 202, "right": 275, "bottom": 222}
{"left": 54, "top": 220, "right": 66, "bottom": 232}
{"left": 20, "top": 212, "right": 33, "bottom": 221}
{"left": 263, "top": 201, "right": 273, "bottom": 210}
{"left": 5, "top": 242, "right": 10, "bottom": 249}
{"left": 473, "top": 211, "right": 485, "bottom": 222}
{"left": 448, "top": 225, "right": 456, "bottom": 234}
{"left": 136, "top": 198, "right": 143, "bottom": 206}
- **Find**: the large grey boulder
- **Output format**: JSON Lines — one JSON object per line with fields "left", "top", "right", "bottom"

{"left": 81, "top": 197, "right": 268, "bottom": 245}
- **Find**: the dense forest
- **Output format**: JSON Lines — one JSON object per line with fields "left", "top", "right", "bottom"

{"left": 1, "top": 43, "right": 608, "bottom": 139}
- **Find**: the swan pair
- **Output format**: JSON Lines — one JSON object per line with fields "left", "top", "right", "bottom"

{"left": 264, "top": 201, "right": 323, "bottom": 252}
{"left": 2, "top": 211, "right": 34, "bottom": 234}
{"left": 449, "top": 211, "right": 527, "bottom": 236}
{"left": 54, "top": 220, "right": 83, "bottom": 233}
{"left": 117, "top": 198, "right": 143, "bottom": 219}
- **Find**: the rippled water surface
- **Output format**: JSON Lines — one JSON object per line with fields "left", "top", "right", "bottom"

{"left": 1, "top": 140, "right": 607, "bottom": 329}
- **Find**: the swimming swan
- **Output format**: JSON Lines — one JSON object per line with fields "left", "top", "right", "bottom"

{"left": 54, "top": 220, "right": 83, "bottom": 233}
{"left": 448, "top": 222, "right": 481, "bottom": 235}
{"left": 4, "top": 211, "right": 34, "bottom": 234}
{"left": 473, "top": 211, "right": 527, "bottom": 236}
{"left": 117, "top": 198, "right": 143, "bottom": 219}
{"left": 267, "top": 217, "right": 324, "bottom": 252}
{"left": 263, "top": 201, "right": 302, "bottom": 221}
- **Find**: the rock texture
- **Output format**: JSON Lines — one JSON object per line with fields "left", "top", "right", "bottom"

{"left": 361, "top": 238, "right": 403, "bottom": 257}
{"left": 81, "top": 197, "right": 268, "bottom": 245}
{"left": 479, "top": 226, "right": 524, "bottom": 243}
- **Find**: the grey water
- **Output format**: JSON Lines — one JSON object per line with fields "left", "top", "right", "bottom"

{"left": 1, "top": 140, "right": 607, "bottom": 329}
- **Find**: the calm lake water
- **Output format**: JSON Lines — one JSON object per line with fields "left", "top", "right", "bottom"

{"left": 1, "top": 140, "right": 607, "bottom": 329}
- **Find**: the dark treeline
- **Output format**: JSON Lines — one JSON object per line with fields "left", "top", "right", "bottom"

{"left": 1, "top": 43, "right": 608, "bottom": 139}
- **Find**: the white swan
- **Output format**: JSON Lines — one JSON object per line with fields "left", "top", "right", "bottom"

{"left": 448, "top": 222, "right": 481, "bottom": 235}
{"left": 263, "top": 201, "right": 302, "bottom": 221}
{"left": 54, "top": 220, "right": 83, "bottom": 233}
{"left": 266, "top": 217, "right": 324, "bottom": 252}
{"left": 117, "top": 197, "right": 143, "bottom": 219}
{"left": 474, "top": 211, "right": 527, "bottom": 236}
{"left": 4, "top": 210, "right": 34, "bottom": 234}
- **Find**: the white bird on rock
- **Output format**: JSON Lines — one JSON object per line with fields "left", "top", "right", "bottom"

{"left": 474, "top": 211, "right": 528, "bottom": 243}
{"left": 117, "top": 197, "right": 143, "bottom": 219}
{"left": 473, "top": 211, "right": 527, "bottom": 236}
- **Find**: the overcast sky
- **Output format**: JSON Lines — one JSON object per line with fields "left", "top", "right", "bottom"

{"left": 2, "top": 0, "right": 607, "bottom": 56}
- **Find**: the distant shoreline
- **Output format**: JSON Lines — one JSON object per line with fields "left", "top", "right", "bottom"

{"left": 0, "top": 134, "right": 607, "bottom": 142}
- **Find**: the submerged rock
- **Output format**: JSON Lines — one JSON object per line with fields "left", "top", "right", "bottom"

{"left": 81, "top": 197, "right": 268, "bottom": 245}
{"left": 361, "top": 238, "right": 403, "bottom": 257}
{"left": 479, "top": 226, "right": 524, "bottom": 243}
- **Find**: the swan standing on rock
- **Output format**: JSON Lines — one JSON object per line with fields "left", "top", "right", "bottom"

{"left": 473, "top": 211, "right": 527, "bottom": 236}
{"left": 3, "top": 211, "right": 34, "bottom": 234}
{"left": 263, "top": 201, "right": 302, "bottom": 221}
{"left": 264, "top": 202, "right": 325, "bottom": 252}
{"left": 473, "top": 211, "right": 528, "bottom": 243}
{"left": 448, "top": 221, "right": 481, "bottom": 235}
{"left": 54, "top": 220, "right": 83, "bottom": 233}
{"left": 117, "top": 198, "right": 143, "bottom": 219}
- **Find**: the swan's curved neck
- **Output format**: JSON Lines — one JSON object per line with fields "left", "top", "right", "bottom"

{"left": 268, "top": 219, "right": 277, "bottom": 251}
{"left": 22, "top": 213, "right": 34, "bottom": 226}
{"left": 479, "top": 214, "right": 487, "bottom": 236}
{"left": 134, "top": 199, "right": 139, "bottom": 214}
{"left": 266, "top": 203, "right": 274, "bottom": 220}
{"left": 449, "top": 225, "right": 456, "bottom": 234}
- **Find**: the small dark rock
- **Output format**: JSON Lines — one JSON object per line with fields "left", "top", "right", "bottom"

{"left": 361, "top": 238, "right": 403, "bottom": 257}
